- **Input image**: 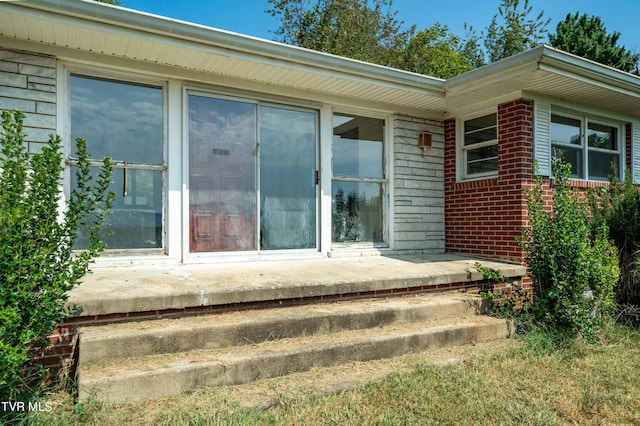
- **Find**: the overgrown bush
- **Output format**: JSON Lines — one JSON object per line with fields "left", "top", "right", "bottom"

{"left": 590, "top": 168, "right": 640, "bottom": 309}
{"left": 518, "top": 157, "right": 619, "bottom": 339}
{"left": 0, "top": 111, "right": 113, "bottom": 401}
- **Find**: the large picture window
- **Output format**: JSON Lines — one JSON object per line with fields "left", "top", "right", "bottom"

{"left": 70, "top": 75, "right": 165, "bottom": 251}
{"left": 331, "top": 113, "right": 386, "bottom": 245}
{"left": 551, "top": 112, "right": 621, "bottom": 181}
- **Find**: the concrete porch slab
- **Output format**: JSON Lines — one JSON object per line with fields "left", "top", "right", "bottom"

{"left": 68, "top": 254, "right": 526, "bottom": 318}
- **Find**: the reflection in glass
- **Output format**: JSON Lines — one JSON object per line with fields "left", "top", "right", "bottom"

{"left": 332, "top": 114, "right": 384, "bottom": 179}
{"left": 259, "top": 106, "right": 317, "bottom": 250}
{"left": 551, "top": 115, "right": 581, "bottom": 146}
{"left": 332, "top": 181, "right": 383, "bottom": 244}
{"left": 70, "top": 75, "right": 164, "bottom": 251}
{"left": 188, "top": 95, "right": 257, "bottom": 252}
{"left": 72, "top": 168, "right": 163, "bottom": 250}
{"left": 70, "top": 75, "right": 163, "bottom": 164}
{"left": 332, "top": 113, "right": 385, "bottom": 245}
{"left": 588, "top": 123, "right": 616, "bottom": 150}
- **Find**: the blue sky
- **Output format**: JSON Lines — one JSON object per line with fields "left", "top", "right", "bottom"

{"left": 119, "top": 0, "right": 640, "bottom": 52}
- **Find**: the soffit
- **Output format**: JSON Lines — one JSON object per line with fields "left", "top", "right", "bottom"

{"left": 446, "top": 46, "right": 640, "bottom": 119}
{"left": 0, "top": 1, "right": 446, "bottom": 113}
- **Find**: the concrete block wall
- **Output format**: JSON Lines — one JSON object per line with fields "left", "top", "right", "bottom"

{"left": 445, "top": 99, "right": 534, "bottom": 263}
{"left": 393, "top": 115, "right": 445, "bottom": 252}
{"left": 0, "top": 48, "right": 56, "bottom": 153}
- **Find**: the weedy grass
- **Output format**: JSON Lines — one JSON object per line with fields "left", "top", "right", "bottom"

{"left": 15, "top": 321, "right": 640, "bottom": 426}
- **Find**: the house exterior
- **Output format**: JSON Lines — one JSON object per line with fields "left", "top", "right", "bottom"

{"left": 2, "top": 0, "right": 640, "bottom": 269}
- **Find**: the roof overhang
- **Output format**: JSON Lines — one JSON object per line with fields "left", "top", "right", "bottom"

{"left": 0, "top": 0, "right": 446, "bottom": 114}
{"left": 446, "top": 45, "right": 640, "bottom": 119}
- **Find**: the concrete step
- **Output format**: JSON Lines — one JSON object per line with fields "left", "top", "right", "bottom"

{"left": 78, "top": 294, "right": 488, "bottom": 366}
{"left": 79, "top": 317, "right": 508, "bottom": 403}
{"left": 77, "top": 295, "right": 508, "bottom": 403}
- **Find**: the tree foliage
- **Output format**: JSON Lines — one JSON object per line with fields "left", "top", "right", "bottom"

{"left": 549, "top": 13, "right": 639, "bottom": 74}
{"left": 483, "top": 0, "right": 550, "bottom": 63}
{"left": 401, "top": 23, "right": 474, "bottom": 79}
{"left": 266, "top": 0, "right": 414, "bottom": 67}
{"left": 0, "top": 111, "right": 113, "bottom": 400}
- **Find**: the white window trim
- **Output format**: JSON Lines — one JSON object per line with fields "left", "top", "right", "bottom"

{"left": 550, "top": 107, "right": 624, "bottom": 182}
{"left": 182, "top": 88, "right": 325, "bottom": 262}
{"left": 330, "top": 109, "right": 393, "bottom": 250}
{"left": 61, "top": 64, "right": 169, "bottom": 257}
{"left": 456, "top": 108, "right": 498, "bottom": 182}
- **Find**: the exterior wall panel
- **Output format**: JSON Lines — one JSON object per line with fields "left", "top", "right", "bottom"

{"left": 0, "top": 48, "right": 56, "bottom": 153}
{"left": 393, "top": 115, "right": 445, "bottom": 252}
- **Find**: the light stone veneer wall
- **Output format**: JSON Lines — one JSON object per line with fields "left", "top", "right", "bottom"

{"left": 393, "top": 115, "right": 445, "bottom": 253}
{"left": 0, "top": 49, "right": 56, "bottom": 153}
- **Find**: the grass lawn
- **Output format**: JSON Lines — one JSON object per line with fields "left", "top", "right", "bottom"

{"left": 13, "top": 322, "right": 640, "bottom": 426}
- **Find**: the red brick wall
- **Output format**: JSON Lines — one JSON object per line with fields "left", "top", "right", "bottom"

{"left": 445, "top": 99, "right": 534, "bottom": 263}
{"left": 445, "top": 98, "right": 627, "bottom": 269}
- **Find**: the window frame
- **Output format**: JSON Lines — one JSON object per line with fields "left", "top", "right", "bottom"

{"left": 457, "top": 109, "right": 499, "bottom": 181}
{"left": 65, "top": 68, "right": 168, "bottom": 255}
{"left": 550, "top": 108, "right": 623, "bottom": 181}
{"left": 184, "top": 89, "right": 321, "bottom": 255}
{"left": 331, "top": 111, "right": 389, "bottom": 248}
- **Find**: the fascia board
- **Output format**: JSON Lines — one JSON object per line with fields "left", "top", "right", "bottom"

{"left": 9, "top": 0, "right": 445, "bottom": 98}
{"left": 446, "top": 45, "right": 640, "bottom": 103}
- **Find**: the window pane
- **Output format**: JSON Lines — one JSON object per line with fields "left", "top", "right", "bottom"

{"left": 551, "top": 114, "right": 581, "bottom": 146}
{"left": 259, "top": 106, "right": 317, "bottom": 250}
{"left": 73, "top": 167, "right": 163, "bottom": 250}
{"left": 332, "top": 114, "right": 384, "bottom": 179}
{"left": 332, "top": 181, "right": 383, "bottom": 243}
{"left": 589, "top": 151, "right": 619, "bottom": 180}
{"left": 553, "top": 146, "right": 583, "bottom": 178}
{"left": 588, "top": 123, "right": 617, "bottom": 150}
{"left": 465, "top": 140, "right": 498, "bottom": 176}
{"left": 188, "top": 95, "right": 257, "bottom": 252}
{"left": 464, "top": 113, "right": 496, "bottom": 146}
{"left": 467, "top": 157, "right": 498, "bottom": 176}
{"left": 467, "top": 144, "right": 498, "bottom": 163}
{"left": 71, "top": 75, "right": 164, "bottom": 164}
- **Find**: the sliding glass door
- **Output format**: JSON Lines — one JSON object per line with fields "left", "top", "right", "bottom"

{"left": 259, "top": 106, "right": 317, "bottom": 250}
{"left": 188, "top": 94, "right": 317, "bottom": 253}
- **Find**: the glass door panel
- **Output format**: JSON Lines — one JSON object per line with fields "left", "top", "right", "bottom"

{"left": 188, "top": 95, "right": 257, "bottom": 252}
{"left": 332, "top": 113, "right": 386, "bottom": 245}
{"left": 259, "top": 106, "right": 317, "bottom": 250}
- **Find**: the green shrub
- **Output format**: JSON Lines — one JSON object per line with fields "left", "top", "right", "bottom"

{"left": 519, "top": 157, "right": 619, "bottom": 339}
{"left": 0, "top": 111, "right": 113, "bottom": 400}
{"left": 590, "top": 168, "right": 640, "bottom": 309}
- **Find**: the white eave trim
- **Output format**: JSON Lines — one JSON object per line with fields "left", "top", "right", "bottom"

{"left": 7, "top": 0, "right": 445, "bottom": 98}
{"left": 446, "top": 45, "right": 640, "bottom": 102}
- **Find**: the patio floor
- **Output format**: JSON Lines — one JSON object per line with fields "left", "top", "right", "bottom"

{"left": 68, "top": 253, "right": 526, "bottom": 319}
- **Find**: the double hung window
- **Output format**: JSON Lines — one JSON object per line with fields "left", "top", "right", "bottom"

{"left": 331, "top": 113, "right": 386, "bottom": 245}
{"left": 460, "top": 112, "right": 498, "bottom": 179}
{"left": 551, "top": 112, "right": 621, "bottom": 180}
{"left": 70, "top": 74, "right": 165, "bottom": 251}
